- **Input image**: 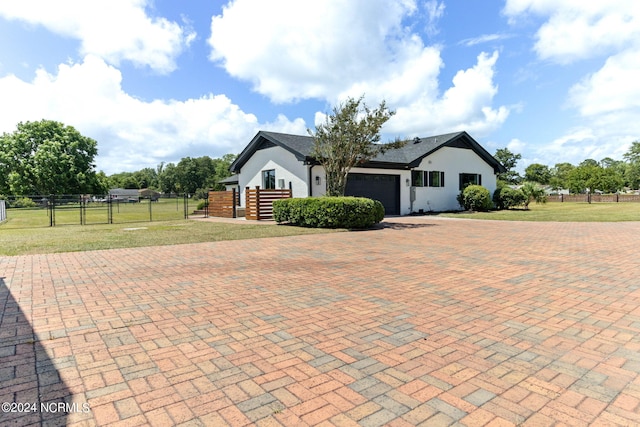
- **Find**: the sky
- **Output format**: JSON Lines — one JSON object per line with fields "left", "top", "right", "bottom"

{"left": 0, "top": 0, "right": 638, "bottom": 175}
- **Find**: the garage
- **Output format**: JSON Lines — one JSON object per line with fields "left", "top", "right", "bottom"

{"left": 345, "top": 173, "right": 400, "bottom": 215}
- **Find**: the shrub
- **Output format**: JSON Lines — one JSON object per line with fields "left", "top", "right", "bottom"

{"left": 457, "top": 185, "right": 493, "bottom": 211}
{"left": 12, "top": 197, "right": 38, "bottom": 208}
{"left": 273, "top": 197, "right": 384, "bottom": 228}
{"left": 493, "top": 186, "right": 527, "bottom": 210}
{"left": 520, "top": 181, "right": 547, "bottom": 210}
{"left": 196, "top": 199, "right": 207, "bottom": 210}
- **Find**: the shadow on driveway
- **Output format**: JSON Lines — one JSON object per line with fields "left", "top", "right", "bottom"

{"left": 0, "top": 278, "right": 74, "bottom": 426}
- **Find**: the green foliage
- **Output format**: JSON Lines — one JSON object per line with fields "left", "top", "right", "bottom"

{"left": 12, "top": 197, "right": 38, "bottom": 208}
{"left": 623, "top": 141, "right": 640, "bottom": 189}
{"left": 549, "top": 162, "right": 575, "bottom": 191}
{"left": 493, "top": 184, "right": 527, "bottom": 210}
{"left": 494, "top": 148, "right": 522, "bottom": 184}
{"left": 566, "top": 164, "right": 624, "bottom": 194}
{"left": 107, "top": 154, "right": 237, "bottom": 195}
{"left": 0, "top": 119, "right": 102, "bottom": 195}
{"left": 196, "top": 199, "right": 207, "bottom": 210}
{"left": 524, "top": 163, "right": 551, "bottom": 184}
{"left": 273, "top": 197, "right": 384, "bottom": 228}
{"left": 519, "top": 182, "right": 547, "bottom": 210}
{"left": 310, "top": 95, "right": 400, "bottom": 196}
{"left": 457, "top": 185, "right": 493, "bottom": 211}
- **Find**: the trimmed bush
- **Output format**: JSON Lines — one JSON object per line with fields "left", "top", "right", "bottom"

{"left": 493, "top": 186, "right": 526, "bottom": 210}
{"left": 457, "top": 185, "right": 493, "bottom": 211}
{"left": 273, "top": 196, "right": 384, "bottom": 228}
{"left": 12, "top": 197, "right": 38, "bottom": 208}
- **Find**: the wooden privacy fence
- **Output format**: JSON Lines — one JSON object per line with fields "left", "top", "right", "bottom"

{"left": 208, "top": 189, "right": 237, "bottom": 218}
{"left": 547, "top": 194, "right": 640, "bottom": 203}
{"left": 245, "top": 186, "right": 291, "bottom": 220}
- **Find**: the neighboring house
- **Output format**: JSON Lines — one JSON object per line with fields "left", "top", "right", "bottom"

{"left": 108, "top": 188, "right": 140, "bottom": 202}
{"left": 229, "top": 130, "right": 506, "bottom": 215}
{"left": 219, "top": 174, "right": 239, "bottom": 193}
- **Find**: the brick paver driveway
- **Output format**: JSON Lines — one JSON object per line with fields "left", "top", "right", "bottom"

{"left": 1, "top": 217, "right": 640, "bottom": 426}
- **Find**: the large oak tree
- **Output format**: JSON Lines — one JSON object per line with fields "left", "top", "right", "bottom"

{"left": 0, "top": 120, "right": 105, "bottom": 195}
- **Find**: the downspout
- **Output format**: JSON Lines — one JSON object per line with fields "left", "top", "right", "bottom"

{"left": 308, "top": 164, "right": 314, "bottom": 197}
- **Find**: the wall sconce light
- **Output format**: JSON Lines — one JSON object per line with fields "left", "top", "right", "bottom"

{"left": 406, "top": 178, "right": 410, "bottom": 187}
{"left": 315, "top": 176, "right": 321, "bottom": 185}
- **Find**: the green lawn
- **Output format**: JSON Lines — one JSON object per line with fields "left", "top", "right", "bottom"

{"left": 2, "top": 201, "right": 638, "bottom": 256}
{"left": 437, "top": 202, "right": 640, "bottom": 222}
{"left": 0, "top": 218, "right": 339, "bottom": 256}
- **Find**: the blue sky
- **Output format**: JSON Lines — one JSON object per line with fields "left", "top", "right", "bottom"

{"left": 1, "top": 1, "right": 638, "bottom": 175}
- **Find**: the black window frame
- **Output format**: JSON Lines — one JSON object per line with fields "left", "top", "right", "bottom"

{"left": 262, "top": 169, "right": 276, "bottom": 189}
{"left": 411, "top": 170, "right": 425, "bottom": 187}
{"left": 428, "top": 171, "right": 445, "bottom": 188}
{"left": 459, "top": 173, "right": 482, "bottom": 190}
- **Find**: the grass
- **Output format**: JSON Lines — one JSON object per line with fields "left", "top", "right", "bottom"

{"left": 2, "top": 201, "right": 638, "bottom": 256}
{"left": 0, "top": 199, "right": 340, "bottom": 255}
{"left": 437, "top": 202, "right": 640, "bottom": 222}
{"left": 0, "top": 219, "right": 340, "bottom": 256}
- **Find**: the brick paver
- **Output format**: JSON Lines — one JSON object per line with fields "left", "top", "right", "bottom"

{"left": 1, "top": 216, "right": 640, "bottom": 426}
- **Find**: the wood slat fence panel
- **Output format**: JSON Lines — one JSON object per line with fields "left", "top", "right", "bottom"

{"left": 546, "top": 194, "right": 640, "bottom": 203}
{"left": 208, "top": 189, "right": 237, "bottom": 218}
{"left": 245, "top": 187, "right": 291, "bottom": 220}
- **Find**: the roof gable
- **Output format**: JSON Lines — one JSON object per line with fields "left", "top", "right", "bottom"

{"left": 230, "top": 131, "right": 314, "bottom": 172}
{"left": 231, "top": 130, "right": 506, "bottom": 174}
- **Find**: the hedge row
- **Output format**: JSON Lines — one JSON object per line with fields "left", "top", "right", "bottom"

{"left": 273, "top": 197, "right": 384, "bottom": 228}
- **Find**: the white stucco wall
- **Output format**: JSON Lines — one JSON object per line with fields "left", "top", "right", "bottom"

{"left": 236, "top": 146, "right": 309, "bottom": 207}
{"left": 236, "top": 144, "right": 498, "bottom": 214}
{"left": 411, "top": 146, "right": 498, "bottom": 212}
{"left": 305, "top": 166, "right": 413, "bottom": 214}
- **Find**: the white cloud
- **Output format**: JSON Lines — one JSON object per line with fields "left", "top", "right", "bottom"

{"left": 209, "top": 0, "right": 422, "bottom": 103}
{"left": 209, "top": 0, "right": 509, "bottom": 138}
{"left": 503, "top": 0, "right": 640, "bottom": 63}
{"left": 388, "top": 51, "right": 509, "bottom": 137}
{"left": 0, "top": 0, "right": 195, "bottom": 73}
{"left": 568, "top": 49, "right": 640, "bottom": 116}
{"left": 504, "top": 0, "right": 640, "bottom": 164}
{"left": 0, "top": 56, "right": 306, "bottom": 174}
{"left": 459, "top": 33, "right": 512, "bottom": 47}
{"left": 424, "top": 1, "right": 446, "bottom": 37}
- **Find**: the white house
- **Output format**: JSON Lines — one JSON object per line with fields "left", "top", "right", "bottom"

{"left": 228, "top": 130, "right": 506, "bottom": 215}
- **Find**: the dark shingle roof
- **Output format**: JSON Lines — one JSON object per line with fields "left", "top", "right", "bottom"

{"left": 230, "top": 130, "right": 506, "bottom": 173}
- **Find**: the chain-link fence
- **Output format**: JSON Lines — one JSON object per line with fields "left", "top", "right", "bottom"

{"left": 0, "top": 194, "right": 202, "bottom": 229}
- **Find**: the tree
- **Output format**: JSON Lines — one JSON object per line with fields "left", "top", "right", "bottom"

{"left": 520, "top": 182, "right": 547, "bottom": 210}
{"left": 549, "top": 162, "right": 574, "bottom": 191}
{"left": 310, "top": 95, "right": 401, "bottom": 196}
{"left": 494, "top": 148, "right": 522, "bottom": 184}
{"left": 524, "top": 163, "right": 551, "bottom": 184}
{"left": 158, "top": 162, "right": 179, "bottom": 194}
{"left": 566, "top": 164, "right": 624, "bottom": 194}
{"left": 0, "top": 120, "right": 102, "bottom": 195}
{"left": 210, "top": 153, "right": 237, "bottom": 191}
{"left": 623, "top": 141, "right": 640, "bottom": 189}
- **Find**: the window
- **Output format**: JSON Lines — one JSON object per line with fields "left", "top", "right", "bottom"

{"left": 411, "top": 170, "right": 425, "bottom": 187}
{"left": 262, "top": 169, "right": 275, "bottom": 189}
{"left": 428, "top": 171, "right": 445, "bottom": 187}
{"left": 459, "top": 173, "right": 481, "bottom": 190}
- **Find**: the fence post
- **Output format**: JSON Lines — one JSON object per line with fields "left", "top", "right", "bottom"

{"left": 232, "top": 188, "right": 236, "bottom": 218}
{"left": 49, "top": 195, "right": 55, "bottom": 227}
{"left": 184, "top": 194, "right": 188, "bottom": 219}
{"left": 255, "top": 186, "right": 261, "bottom": 220}
{"left": 149, "top": 197, "right": 153, "bottom": 222}
{"left": 108, "top": 197, "right": 113, "bottom": 224}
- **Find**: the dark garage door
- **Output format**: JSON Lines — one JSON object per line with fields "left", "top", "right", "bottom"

{"left": 345, "top": 173, "right": 400, "bottom": 215}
